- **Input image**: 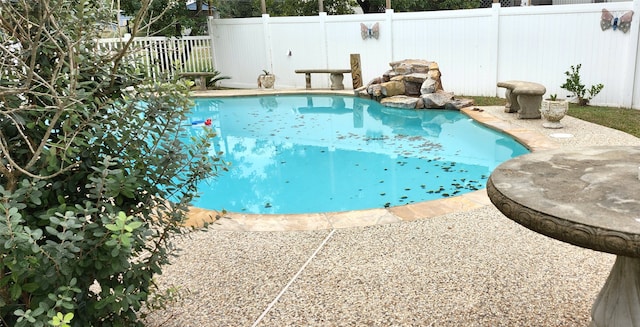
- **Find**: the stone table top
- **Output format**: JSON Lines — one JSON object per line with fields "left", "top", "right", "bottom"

{"left": 487, "top": 146, "right": 640, "bottom": 258}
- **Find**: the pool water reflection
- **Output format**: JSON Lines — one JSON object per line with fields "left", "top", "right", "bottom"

{"left": 188, "top": 95, "right": 529, "bottom": 214}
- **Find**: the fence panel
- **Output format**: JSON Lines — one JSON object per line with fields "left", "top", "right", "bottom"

{"left": 496, "top": 3, "right": 634, "bottom": 106}
{"left": 97, "top": 35, "right": 214, "bottom": 80}
{"left": 390, "top": 9, "right": 497, "bottom": 96}
{"left": 269, "top": 15, "right": 329, "bottom": 88}
{"left": 208, "top": 17, "right": 270, "bottom": 88}
{"left": 208, "top": 1, "right": 640, "bottom": 108}
{"left": 323, "top": 13, "right": 389, "bottom": 88}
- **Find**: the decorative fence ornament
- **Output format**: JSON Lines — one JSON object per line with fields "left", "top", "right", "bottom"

{"left": 601, "top": 9, "right": 634, "bottom": 33}
{"left": 360, "top": 22, "right": 380, "bottom": 40}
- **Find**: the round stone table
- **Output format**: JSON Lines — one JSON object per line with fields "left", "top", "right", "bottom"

{"left": 487, "top": 146, "right": 640, "bottom": 327}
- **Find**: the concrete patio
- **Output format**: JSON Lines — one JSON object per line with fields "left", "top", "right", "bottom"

{"left": 144, "top": 91, "right": 640, "bottom": 326}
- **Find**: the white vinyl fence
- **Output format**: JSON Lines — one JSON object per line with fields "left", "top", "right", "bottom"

{"left": 97, "top": 35, "right": 214, "bottom": 79}
{"left": 208, "top": 1, "right": 640, "bottom": 108}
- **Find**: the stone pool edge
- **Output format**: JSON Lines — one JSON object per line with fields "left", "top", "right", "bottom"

{"left": 184, "top": 91, "right": 559, "bottom": 232}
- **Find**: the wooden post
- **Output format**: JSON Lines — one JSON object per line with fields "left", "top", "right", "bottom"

{"left": 261, "top": 0, "right": 267, "bottom": 14}
{"left": 319, "top": 0, "right": 324, "bottom": 12}
{"left": 386, "top": 0, "right": 391, "bottom": 9}
{"left": 350, "top": 53, "right": 363, "bottom": 89}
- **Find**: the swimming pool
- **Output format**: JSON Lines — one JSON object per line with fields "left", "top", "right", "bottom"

{"left": 188, "top": 94, "right": 528, "bottom": 214}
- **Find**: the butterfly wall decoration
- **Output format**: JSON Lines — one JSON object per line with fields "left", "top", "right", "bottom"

{"left": 601, "top": 9, "right": 634, "bottom": 33}
{"left": 360, "top": 22, "right": 380, "bottom": 40}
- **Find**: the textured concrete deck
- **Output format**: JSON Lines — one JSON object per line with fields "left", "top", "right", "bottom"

{"left": 144, "top": 90, "right": 640, "bottom": 326}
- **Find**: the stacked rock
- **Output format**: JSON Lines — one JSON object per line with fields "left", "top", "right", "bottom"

{"left": 354, "top": 59, "right": 474, "bottom": 110}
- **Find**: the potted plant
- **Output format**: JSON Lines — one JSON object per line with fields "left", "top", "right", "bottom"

{"left": 257, "top": 70, "right": 275, "bottom": 89}
{"left": 540, "top": 93, "right": 569, "bottom": 129}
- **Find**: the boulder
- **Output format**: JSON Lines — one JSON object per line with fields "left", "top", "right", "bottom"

{"left": 354, "top": 86, "right": 369, "bottom": 98}
{"left": 389, "top": 59, "right": 433, "bottom": 74}
{"left": 380, "top": 95, "right": 420, "bottom": 109}
{"left": 368, "top": 84, "right": 383, "bottom": 97}
{"left": 428, "top": 66, "right": 443, "bottom": 91}
{"left": 422, "top": 91, "right": 454, "bottom": 108}
{"left": 420, "top": 78, "right": 439, "bottom": 95}
{"left": 444, "top": 98, "right": 475, "bottom": 110}
{"left": 381, "top": 80, "right": 405, "bottom": 97}
{"left": 404, "top": 73, "right": 428, "bottom": 84}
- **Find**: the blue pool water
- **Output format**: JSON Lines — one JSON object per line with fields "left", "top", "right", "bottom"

{"left": 187, "top": 95, "right": 528, "bottom": 214}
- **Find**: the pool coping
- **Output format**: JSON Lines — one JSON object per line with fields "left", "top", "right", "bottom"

{"left": 184, "top": 89, "right": 558, "bottom": 231}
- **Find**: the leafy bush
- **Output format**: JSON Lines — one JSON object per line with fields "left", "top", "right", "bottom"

{"left": 206, "top": 70, "right": 232, "bottom": 89}
{"left": 560, "top": 64, "right": 604, "bottom": 106}
{"left": 0, "top": 0, "right": 224, "bottom": 325}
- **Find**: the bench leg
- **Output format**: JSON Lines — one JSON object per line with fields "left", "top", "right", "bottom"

{"left": 198, "top": 76, "right": 207, "bottom": 90}
{"left": 504, "top": 89, "right": 519, "bottom": 113}
{"left": 329, "top": 73, "right": 345, "bottom": 90}
{"left": 516, "top": 94, "right": 542, "bottom": 119}
{"left": 305, "top": 73, "right": 311, "bottom": 89}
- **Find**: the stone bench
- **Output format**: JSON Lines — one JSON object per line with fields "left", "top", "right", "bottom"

{"left": 497, "top": 80, "right": 546, "bottom": 119}
{"left": 295, "top": 69, "right": 351, "bottom": 90}
{"left": 178, "top": 72, "right": 219, "bottom": 90}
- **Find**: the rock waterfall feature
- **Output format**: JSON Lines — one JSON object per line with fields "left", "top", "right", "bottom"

{"left": 355, "top": 59, "right": 474, "bottom": 110}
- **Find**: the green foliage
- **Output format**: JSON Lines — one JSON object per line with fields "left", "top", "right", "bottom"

{"left": 549, "top": 94, "right": 558, "bottom": 101}
{"left": 560, "top": 64, "right": 604, "bottom": 106}
{"left": 212, "top": 0, "right": 480, "bottom": 18}
{"left": 0, "top": 0, "right": 224, "bottom": 325}
{"left": 355, "top": 0, "right": 480, "bottom": 13}
{"left": 263, "top": 0, "right": 355, "bottom": 16}
{"left": 51, "top": 312, "right": 74, "bottom": 327}
{"left": 120, "top": 0, "right": 209, "bottom": 36}
{"left": 206, "top": 70, "right": 232, "bottom": 89}
{"left": 214, "top": 0, "right": 355, "bottom": 17}
{"left": 215, "top": 0, "right": 261, "bottom": 18}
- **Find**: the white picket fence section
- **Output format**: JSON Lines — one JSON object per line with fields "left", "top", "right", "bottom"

{"left": 97, "top": 36, "right": 215, "bottom": 79}
{"left": 208, "top": 1, "right": 640, "bottom": 108}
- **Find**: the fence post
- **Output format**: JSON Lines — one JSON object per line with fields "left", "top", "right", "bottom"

{"left": 207, "top": 17, "right": 218, "bottom": 70}
{"left": 490, "top": 2, "right": 501, "bottom": 97}
{"left": 385, "top": 9, "right": 394, "bottom": 62}
{"left": 622, "top": 0, "right": 640, "bottom": 108}
{"left": 262, "top": 14, "right": 274, "bottom": 76}
{"left": 319, "top": 12, "right": 329, "bottom": 70}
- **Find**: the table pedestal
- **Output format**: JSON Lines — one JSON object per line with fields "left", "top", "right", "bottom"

{"left": 591, "top": 256, "right": 640, "bottom": 327}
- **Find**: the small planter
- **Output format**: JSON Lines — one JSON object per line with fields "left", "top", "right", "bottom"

{"left": 258, "top": 71, "right": 275, "bottom": 89}
{"left": 540, "top": 99, "right": 569, "bottom": 129}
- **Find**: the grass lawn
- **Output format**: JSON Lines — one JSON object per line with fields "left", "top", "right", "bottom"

{"left": 469, "top": 96, "right": 640, "bottom": 139}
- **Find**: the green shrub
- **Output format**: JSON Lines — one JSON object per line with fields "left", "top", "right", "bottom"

{"left": 0, "top": 0, "right": 224, "bottom": 325}
{"left": 206, "top": 70, "right": 232, "bottom": 89}
{"left": 560, "top": 64, "right": 604, "bottom": 106}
